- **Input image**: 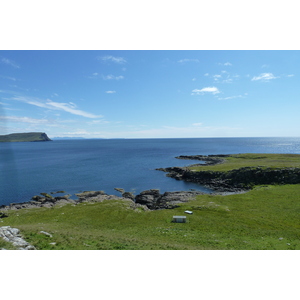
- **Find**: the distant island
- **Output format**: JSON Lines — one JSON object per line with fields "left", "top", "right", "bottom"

{"left": 51, "top": 137, "right": 86, "bottom": 140}
{"left": 0, "top": 132, "right": 52, "bottom": 142}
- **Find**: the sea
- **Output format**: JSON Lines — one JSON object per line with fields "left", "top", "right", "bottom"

{"left": 1, "top": 137, "right": 300, "bottom": 206}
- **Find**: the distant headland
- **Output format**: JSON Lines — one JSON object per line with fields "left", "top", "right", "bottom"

{"left": 0, "top": 132, "right": 52, "bottom": 142}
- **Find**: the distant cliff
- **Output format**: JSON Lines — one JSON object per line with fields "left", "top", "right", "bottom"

{"left": 0, "top": 132, "right": 52, "bottom": 142}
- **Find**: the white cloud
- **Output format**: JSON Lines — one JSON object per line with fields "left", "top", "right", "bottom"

{"left": 251, "top": 73, "right": 278, "bottom": 81}
{"left": 191, "top": 86, "right": 220, "bottom": 95}
{"left": 217, "top": 95, "right": 244, "bottom": 100}
{"left": 0, "top": 75, "right": 17, "bottom": 81}
{"left": 11, "top": 96, "right": 102, "bottom": 119}
{"left": 105, "top": 91, "right": 116, "bottom": 94}
{"left": 213, "top": 74, "right": 222, "bottom": 81}
{"left": 87, "top": 119, "right": 110, "bottom": 125}
{"left": 1, "top": 57, "right": 20, "bottom": 69}
{"left": 218, "top": 62, "right": 232, "bottom": 66}
{"left": 192, "top": 123, "right": 203, "bottom": 126}
{"left": 102, "top": 75, "right": 124, "bottom": 80}
{"left": 0, "top": 115, "right": 52, "bottom": 124}
{"left": 98, "top": 56, "right": 127, "bottom": 64}
{"left": 178, "top": 59, "right": 200, "bottom": 63}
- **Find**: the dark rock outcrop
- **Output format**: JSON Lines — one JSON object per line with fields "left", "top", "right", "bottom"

{"left": 0, "top": 212, "right": 8, "bottom": 218}
{"left": 135, "top": 189, "right": 205, "bottom": 209}
{"left": 158, "top": 166, "right": 300, "bottom": 193}
{"left": 122, "top": 192, "right": 135, "bottom": 200}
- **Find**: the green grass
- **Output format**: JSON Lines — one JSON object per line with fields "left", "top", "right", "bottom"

{"left": 189, "top": 153, "right": 300, "bottom": 172}
{"left": 2, "top": 184, "right": 300, "bottom": 250}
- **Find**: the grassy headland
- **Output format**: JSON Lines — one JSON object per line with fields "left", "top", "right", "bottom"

{"left": 1, "top": 153, "right": 300, "bottom": 250}
{"left": 0, "top": 132, "right": 51, "bottom": 142}
{"left": 188, "top": 153, "right": 300, "bottom": 172}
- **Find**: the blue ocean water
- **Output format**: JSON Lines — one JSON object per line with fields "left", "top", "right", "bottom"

{"left": 1, "top": 137, "right": 300, "bottom": 206}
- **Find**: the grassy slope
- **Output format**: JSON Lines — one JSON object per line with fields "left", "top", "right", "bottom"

{"left": 1, "top": 183, "right": 300, "bottom": 250}
{"left": 0, "top": 132, "right": 51, "bottom": 142}
{"left": 2, "top": 153, "right": 300, "bottom": 250}
{"left": 189, "top": 153, "right": 300, "bottom": 172}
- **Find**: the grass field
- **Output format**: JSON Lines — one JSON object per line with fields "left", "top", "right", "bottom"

{"left": 2, "top": 183, "right": 300, "bottom": 250}
{"left": 189, "top": 153, "right": 300, "bottom": 172}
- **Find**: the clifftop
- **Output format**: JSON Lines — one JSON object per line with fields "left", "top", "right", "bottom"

{"left": 0, "top": 132, "right": 52, "bottom": 142}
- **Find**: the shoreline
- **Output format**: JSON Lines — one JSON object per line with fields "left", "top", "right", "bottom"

{"left": 4, "top": 153, "right": 300, "bottom": 212}
{"left": 0, "top": 189, "right": 212, "bottom": 212}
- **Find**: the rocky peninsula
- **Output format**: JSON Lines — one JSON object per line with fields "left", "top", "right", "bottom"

{"left": 156, "top": 154, "right": 300, "bottom": 193}
{"left": 0, "top": 132, "right": 52, "bottom": 142}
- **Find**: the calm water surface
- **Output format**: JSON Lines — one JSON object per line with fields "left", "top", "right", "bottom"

{"left": 1, "top": 137, "right": 300, "bottom": 206}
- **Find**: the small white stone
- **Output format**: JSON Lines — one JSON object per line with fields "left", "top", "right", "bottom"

{"left": 40, "top": 231, "right": 53, "bottom": 237}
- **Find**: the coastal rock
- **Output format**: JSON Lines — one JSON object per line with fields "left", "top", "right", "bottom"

{"left": 158, "top": 163, "right": 300, "bottom": 193}
{"left": 75, "top": 191, "right": 106, "bottom": 201}
{"left": 122, "top": 192, "right": 135, "bottom": 200}
{"left": 0, "top": 212, "right": 8, "bottom": 218}
{"left": 114, "top": 188, "right": 125, "bottom": 194}
{"left": 135, "top": 189, "right": 205, "bottom": 210}
{"left": 31, "top": 195, "right": 45, "bottom": 201}
{"left": 0, "top": 226, "right": 36, "bottom": 250}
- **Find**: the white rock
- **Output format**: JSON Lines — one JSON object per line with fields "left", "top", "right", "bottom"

{"left": 40, "top": 231, "right": 53, "bottom": 237}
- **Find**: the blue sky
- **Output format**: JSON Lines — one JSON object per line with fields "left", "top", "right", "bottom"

{"left": 0, "top": 50, "right": 299, "bottom": 138}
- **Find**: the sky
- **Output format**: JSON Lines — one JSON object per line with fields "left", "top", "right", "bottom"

{"left": 0, "top": 50, "right": 299, "bottom": 139}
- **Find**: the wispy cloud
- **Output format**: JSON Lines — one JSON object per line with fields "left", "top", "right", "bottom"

{"left": 191, "top": 86, "right": 220, "bottom": 95}
{"left": 213, "top": 74, "right": 222, "bottom": 81}
{"left": 217, "top": 94, "right": 245, "bottom": 100}
{"left": 251, "top": 73, "right": 278, "bottom": 81}
{"left": 101, "top": 75, "right": 124, "bottom": 80}
{"left": 98, "top": 56, "right": 127, "bottom": 64}
{"left": 0, "top": 75, "right": 17, "bottom": 81}
{"left": 178, "top": 59, "right": 200, "bottom": 63}
{"left": 11, "top": 96, "right": 102, "bottom": 119}
{"left": 0, "top": 115, "right": 52, "bottom": 124}
{"left": 105, "top": 91, "right": 116, "bottom": 94}
{"left": 1, "top": 57, "right": 20, "bottom": 69}
{"left": 218, "top": 62, "right": 232, "bottom": 66}
{"left": 87, "top": 119, "right": 110, "bottom": 125}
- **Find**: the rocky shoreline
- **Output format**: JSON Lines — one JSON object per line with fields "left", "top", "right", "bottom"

{"left": 4, "top": 153, "right": 300, "bottom": 213}
{"left": 0, "top": 189, "right": 208, "bottom": 212}
{"left": 156, "top": 154, "right": 300, "bottom": 193}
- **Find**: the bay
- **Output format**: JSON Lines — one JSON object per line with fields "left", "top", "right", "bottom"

{"left": 1, "top": 137, "right": 300, "bottom": 206}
